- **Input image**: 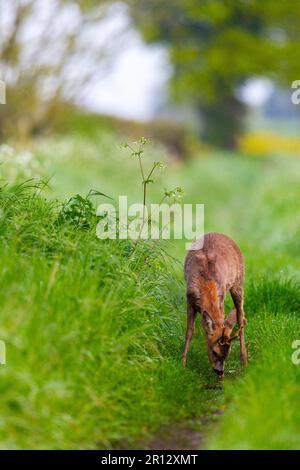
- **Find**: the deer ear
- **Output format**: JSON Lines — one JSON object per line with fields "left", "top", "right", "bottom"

{"left": 225, "top": 309, "right": 237, "bottom": 331}
{"left": 202, "top": 311, "right": 215, "bottom": 333}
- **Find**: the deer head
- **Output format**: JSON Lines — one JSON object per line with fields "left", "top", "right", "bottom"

{"left": 202, "top": 309, "right": 239, "bottom": 378}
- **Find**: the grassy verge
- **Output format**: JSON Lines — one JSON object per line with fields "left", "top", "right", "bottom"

{"left": 1, "top": 128, "right": 300, "bottom": 449}
{"left": 207, "top": 277, "right": 300, "bottom": 449}
{"left": 0, "top": 183, "right": 221, "bottom": 449}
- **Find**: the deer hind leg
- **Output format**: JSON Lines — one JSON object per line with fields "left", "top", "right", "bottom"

{"left": 230, "top": 285, "right": 248, "bottom": 366}
{"left": 182, "top": 303, "right": 197, "bottom": 368}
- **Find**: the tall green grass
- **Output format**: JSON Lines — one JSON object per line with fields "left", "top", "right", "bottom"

{"left": 1, "top": 126, "right": 300, "bottom": 449}
{"left": 208, "top": 278, "right": 300, "bottom": 449}
{"left": 0, "top": 183, "right": 221, "bottom": 449}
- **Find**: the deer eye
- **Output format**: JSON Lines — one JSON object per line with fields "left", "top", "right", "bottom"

{"left": 212, "top": 350, "right": 219, "bottom": 359}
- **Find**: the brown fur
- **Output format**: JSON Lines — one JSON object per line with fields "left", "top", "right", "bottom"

{"left": 182, "top": 232, "right": 247, "bottom": 377}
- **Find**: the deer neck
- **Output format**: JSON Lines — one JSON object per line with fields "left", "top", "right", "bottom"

{"left": 198, "top": 278, "right": 224, "bottom": 325}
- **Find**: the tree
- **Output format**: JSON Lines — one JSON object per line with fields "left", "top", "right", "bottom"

{"left": 0, "top": 0, "right": 126, "bottom": 139}
{"left": 130, "top": 0, "right": 300, "bottom": 147}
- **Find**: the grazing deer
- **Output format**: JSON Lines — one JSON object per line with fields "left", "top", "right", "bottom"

{"left": 182, "top": 232, "right": 247, "bottom": 378}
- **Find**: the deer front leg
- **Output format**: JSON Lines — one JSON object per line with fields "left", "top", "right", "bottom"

{"left": 182, "top": 303, "right": 196, "bottom": 368}
{"left": 230, "top": 286, "right": 248, "bottom": 366}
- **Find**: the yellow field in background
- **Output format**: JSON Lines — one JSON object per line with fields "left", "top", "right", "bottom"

{"left": 239, "top": 131, "right": 300, "bottom": 157}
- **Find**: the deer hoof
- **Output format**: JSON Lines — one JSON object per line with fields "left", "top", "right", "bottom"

{"left": 182, "top": 356, "right": 187, "bottom": 368}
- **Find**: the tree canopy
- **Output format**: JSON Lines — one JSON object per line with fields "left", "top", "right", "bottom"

{"left": 130, "top": 0, "right": 300, "bottom": 146}
{"left": 0, "top": 0, "right": 123, "bottom": 138}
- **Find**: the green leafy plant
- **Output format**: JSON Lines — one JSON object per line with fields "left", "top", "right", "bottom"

{"left": 161, "top": 186, "right": 184, "bottom": 204}
{"left": 122, "top": 137, "right": 184, "bottom": 243}
{"left": 57, "top": 190, "right": 112, "bottom": 230}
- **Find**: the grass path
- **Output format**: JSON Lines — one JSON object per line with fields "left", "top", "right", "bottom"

{"left": 1, "top": 133, "right": 300, "bottom": 448}
{"left": 143, "top": 275, "right": 300, "bottom": 450}
{"left": 0, "top": 184, "right": 225, "bottom": 449}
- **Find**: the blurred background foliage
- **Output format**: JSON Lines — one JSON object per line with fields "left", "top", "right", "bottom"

{"left": 1, "top": 0, "right": 300, "bottom": 149}
{"left": 0, "top": 0, "right": 300, "bottom": 149}
{"left": 130, "top": 0, "right": 300, "bottom": 147}
{"left": 0, "top": 0, "right": 124, "bottom": 139}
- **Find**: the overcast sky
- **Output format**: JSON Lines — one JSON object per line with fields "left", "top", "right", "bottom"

{"left": 83, "top": 36, "right": 171, "bottom": 121}
{"left": 81, "top": 3, "right": 171, "bottom": 121}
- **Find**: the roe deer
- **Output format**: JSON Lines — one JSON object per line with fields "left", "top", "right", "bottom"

{"left": 183, "top": 232, "right": 247, "bottom": 378}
